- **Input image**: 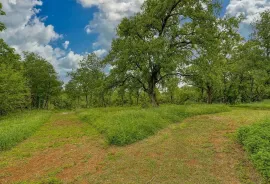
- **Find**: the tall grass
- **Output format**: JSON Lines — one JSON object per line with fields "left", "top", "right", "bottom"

{"left": 238, "top": 119, "right": 270, "bottom": 181}
{"left": 78, "top": 104, "right": 230, "bottom": 146}
{"left": 0, "top": 111, "right": 52, "bottom": 151}
{"left": 234, "top": 100, "right": 270, "bottom": 110}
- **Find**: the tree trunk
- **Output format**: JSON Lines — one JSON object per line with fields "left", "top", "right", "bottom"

{"left": 250, "top": 78, "right": 254, "bottom": 101}
{"left": 136, "top": 91, "right": 140, "bottom": 105}
{"left": 200, "top": 87, "right": 204, "bottom": 103}
{"left": 206, "top": 85, "right": 213, "bottom": 104}
{"left": 149, "top": 91, "right": 158, "bottom": 107}
{"left": 85, "top": 95, "right": 88, "bottom": 108}
{"left": 148, "top": 65, "right": 160, "bottom": 107}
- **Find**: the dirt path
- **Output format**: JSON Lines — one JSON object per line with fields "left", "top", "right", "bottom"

{"left": 0, "top": 109, "right": 269, "bottom": 183}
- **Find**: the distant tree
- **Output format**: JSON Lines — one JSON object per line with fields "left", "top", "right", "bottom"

{"left": 229, "top": 41, "right": 268, "bottom": 102}
{"left": 0, "top": 64, "right": 30, "bottom": 114}
{"left": 0, "top": 3, "right": 5, "bottom": 32}
{"left": 252, "top": 10, "right": 270, "bottom": 59}
{"left": 68, "top": 53, "right": 105, "bottom": 107}
{"left": 65, "top": 79, "right": 82, "bottom": 107}
{"left": 23, "top": 52, "right": 62, "bottom": 109}
{"left": 0, "top": 7, "right": 30, "bottom": 114}
{"left": 252, "top": 10, "right": 270, "bottom": 88}
{"left": 187, "top": 16, "right": 242, "bottom": 104}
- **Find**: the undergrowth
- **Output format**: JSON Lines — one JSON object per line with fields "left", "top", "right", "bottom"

{"left": 238, "top": 119, "right": 270, "bottom": 182}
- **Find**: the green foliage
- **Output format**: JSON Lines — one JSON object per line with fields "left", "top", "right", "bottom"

{"left": 238, "top": 120, "right": 270, "bottom": 180}
{"left": 0, "top": 64, "right": 30, "bottom": 114}
{"left": 67, "top": 53, "right": 105, "bottom": 108}
{"left": 0, "top": 39, "right": 30, "bottom": 115}
{"left": 0, "top": 3, "right": 6, "bottom": 32}
{"left": 0, "top": 111, "right": 52, "bottom": 151}
{"left": 105, "top": 0, "right": 228, "bottom": 106}
{"left": 161, "top": 86, "right": 201, "bottom": 104}
{"left": 78, "top": 104, "right": 230, "bottom": 146}
{"left": 51, "top": 93, "right": 73, "bottom": 110}
{"left": 23, "top": 52, "right": 62, "bottom": 109}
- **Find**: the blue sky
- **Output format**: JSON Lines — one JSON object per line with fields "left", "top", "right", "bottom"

{"left": 37, "top": 0, "right": 99, "bottom": 54}
{"left": 0, "top": 0, "right": 269, "bottom": 82}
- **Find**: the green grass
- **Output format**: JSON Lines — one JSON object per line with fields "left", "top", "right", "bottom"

{"left": 237, "top": 119, "right": 270, "bottom": 181}
{"left": 234, "top": 99, "right": 270, "bottom": 110}
{"left": 0, "top": 111, "right": 52, "bottom": 151}
{"left": 77, "top": 104, "right": 230, "bottom": 146}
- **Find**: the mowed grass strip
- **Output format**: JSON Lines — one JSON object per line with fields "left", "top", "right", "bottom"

{"left": 78, "top": 104, "right": 230, "bottom": 146}
{"left": 238, "top": 119, "right": 270, "bottom": 182}
{"left": 0, "top": 111, "right": 52, "bottom": 151}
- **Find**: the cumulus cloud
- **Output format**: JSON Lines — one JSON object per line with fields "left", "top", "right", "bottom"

{"left": 226, "top": 0, "right": 270, "bottom": 38}
{"left": 94, "top": 49, "right": 107, "bottom": 57}
{"left": 0, "top": 0, "right": 83, "bottom": 82}
{"left": 63, "top": 41, "right": 70, "bottom": 50}
{"left": 77, "top": 0, "right": 144, "bottom": 51}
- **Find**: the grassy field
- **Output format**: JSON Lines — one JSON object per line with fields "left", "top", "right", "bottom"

{"left": 0, "top": 111, "right": 52, "bottom": 151}
{"left": 0, "top": 104, "right": 269, "bottom": 183}
{"left": 234, "top": 100, "right": 270, "bottom": 110}
{"left": 77, "top": 104, "right": 230, "bottom": 145}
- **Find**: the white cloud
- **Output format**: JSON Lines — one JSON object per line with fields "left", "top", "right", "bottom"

{"left": 226, "top": 0, "right": 270, "bottom": 38}
{"left": 63, "top": 41, "right": 70, "bottom": 50}
{"left": 58, "top": 51, "right": 83, "bottom": 69}
{"left": 94, "top": 49, "right": 107, "bottom": 57}
{"left": 0, "top": 0, "right": 83, "bottom": 82}
{"left": 77, "top": 0, "right": 145, "bottom": 51}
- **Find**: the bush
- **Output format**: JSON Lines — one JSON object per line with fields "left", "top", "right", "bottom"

{"left": 237, "top": 120, "right": 270, "bottom": 181}
{"left": 78, "top": 104, "right": 230, "bottom": 146}
{"left": 0, "top": 111, "right": 52, "bottom": 151}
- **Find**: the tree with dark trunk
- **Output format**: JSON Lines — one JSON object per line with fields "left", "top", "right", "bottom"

{"left": 105, "top": 0, "right": 223, "bottom": 106}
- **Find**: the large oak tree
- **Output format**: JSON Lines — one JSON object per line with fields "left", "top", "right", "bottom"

{"left": 105, "top": 0, "right": 232, "bottom": 106}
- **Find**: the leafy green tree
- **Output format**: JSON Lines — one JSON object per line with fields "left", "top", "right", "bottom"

{"left": 105, "top": 0, "right": 228, "bottom": 106}
{"left": 187, "top": 16, "right": 242, "bottom": 104}
{"left": 0, "top": 6, "right": 30, "bottom": 114}
{"left": 68, "top": 53, "right": 105, "bottom": 107}
{"left": 23, "top": 52, "right": 62, "bottom": 109}
{"left": 0, "top": 3, "right": 5, "bottom": 32}
{"left": 230, "top": 41, "right": 268, "bottom": 102}
{"left": 252, "top": 10, "right": 270, "bottom": 59}
{"left": 65, "top": 79, "right": 82, "bottom": 107}
{"left": 0, "top": 64, "right": 30, "bottom": 114}
{"left": 252, "top": 10, "right": 270, "bottom": 88}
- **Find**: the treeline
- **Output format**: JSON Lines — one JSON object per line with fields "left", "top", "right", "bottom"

{"left": 66, "top": 1, "right": 270, "bottom": 107}
{"left": 0, "top": 3, "right": 62, "bottom": 114}
{"left": 1, "top": 1, "right": 270, "bottom": 113}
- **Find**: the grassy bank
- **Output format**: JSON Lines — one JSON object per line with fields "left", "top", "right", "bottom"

{"left": 0, "top": 111, "right": 52, "bottom": 151}
{"left": 238, "top": 119, "right": 270, "bottom": 182}
{"left": 78, "top": 104, "right": 230, "bottom": 146}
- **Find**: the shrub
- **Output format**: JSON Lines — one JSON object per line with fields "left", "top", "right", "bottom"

{"left": 237, "top": 120, "right": 270, "bottom": 180}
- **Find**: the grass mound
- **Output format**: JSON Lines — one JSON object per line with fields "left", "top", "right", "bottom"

{"left": 78, "top": 104, "right": 230, "bottom": 146}
{"left": 238, "top": 120, "right": 270, "bottom": 181}
{"left": 234, "top": 100, "right": 270, "bottom": 110}
{"left": 0, "top": 111, "right": 52, "bottom": 151}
